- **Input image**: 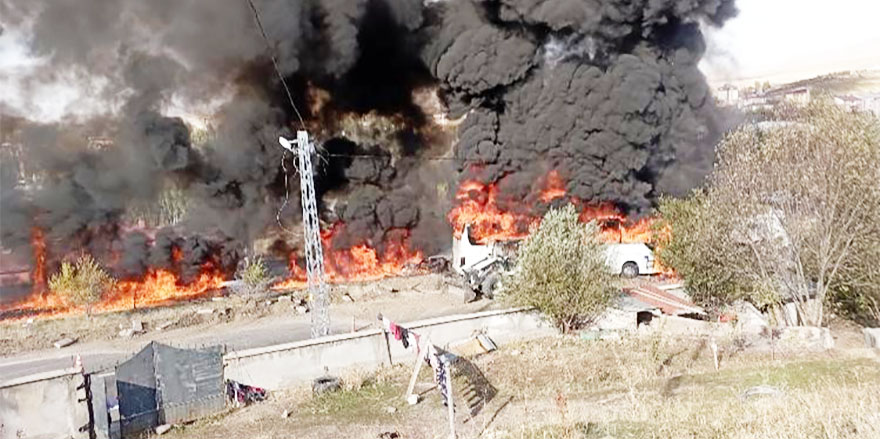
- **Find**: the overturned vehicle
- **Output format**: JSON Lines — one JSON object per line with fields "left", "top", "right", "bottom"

{"left": 452, "top": 224, "right": 659, "bottom": 302}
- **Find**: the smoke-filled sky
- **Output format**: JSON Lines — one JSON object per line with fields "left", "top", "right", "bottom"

{"left": 700, "top": 0, "right": 880, "bottom": 84}
{"left": 1, "top": 0, "right": 737, "bottom": 286}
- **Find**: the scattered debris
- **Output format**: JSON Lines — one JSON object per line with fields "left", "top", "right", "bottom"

{"left": 740, "top": 385, "right": 783, "bottom": 400}
{"left": 53, "top": 337, "right": 76, "bottom": 348}
{"left": 417, "top": 254, "right": 450, "bottom": 272}
{"left": 282, "top": 409, "right": 291, "bottom": 418}
{"left": 342, "top": 292, "right": 354, "bottom": 302}
{"left": 118, "top": 328, "right": 136, "bottom": 338}
{"left": 211, "top": 297, "right": 226, "bottom": 302}
{"left": 23, "top": 317, "right": 34, "bottom": 327}
{"left": 449, "top": 334, "right": 497, "bottom": 356}
{"left": 295, "top": 305, "right": 308, "bottom": 314}
{"left": 226, "top": 380, "right": 267, "bottom": 407}
{"left": 155, "top": 321, "right": 174, "bottom": 331}
{"left": 131, "top": 320, "right": 144, "bottom": 333}
{"left": 509, "top": 349, "right": 521, "bottom": 356}
{"left": 406, "top": 394, "right": 419, "bottom": 405}
{"left": 385, "top": 406, "right": 397, "bottom": 414}
{"left": 378, "top": 432, "right": 399, "bottom": 439}
{"left": 277, "top": 295, "right": 292, "bottom": 303}
{"left": 196, "top": 308, "right": 215, "bottom": 315}
{"left": 312, "top": 376, "right": 341, "bottom": 395}
{"left": 155, "top": 424, "right": 172, "bottom": 435}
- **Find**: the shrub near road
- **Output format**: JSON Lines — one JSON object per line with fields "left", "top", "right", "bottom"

{"left": 504, "top": 204, "right": 618, "bottom": 333}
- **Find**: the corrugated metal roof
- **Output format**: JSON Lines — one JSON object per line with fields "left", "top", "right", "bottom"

{"left": 623, "top": 284, "right": 704, "bottom": 316}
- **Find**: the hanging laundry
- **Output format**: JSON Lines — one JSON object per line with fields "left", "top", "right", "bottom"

{"left": 400, "top": 326, "right": 410, "bottom": 349}
{"left": 424, "top": 345, "right": 452, "bottom": 406}
{"left": 436, "top": 358, "right": 450, "bottom": 406}
{"left": 390, "top": 322, "right": 402, "bottom": 341}
{"left": 380, "top": 314, "right": 416, "bottom": 350}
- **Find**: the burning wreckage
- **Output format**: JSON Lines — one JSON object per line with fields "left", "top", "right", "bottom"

{"left": 0, "top": 0, "right": 736, "bottom": 318}
{"left": 452, "top": 224, "right": 660, "bottom": 303}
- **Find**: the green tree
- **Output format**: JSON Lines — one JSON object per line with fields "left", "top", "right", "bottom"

{"left": 49, "top": 254, "right": 117, "bottom": 316}
{"left": 659, "top": 101, "right": 880, "bottom": 325}
{"left": 232, "top": 256, "right": 272, "bottom": 295}
{"left": 504, "top": 204, "right": 618, "bottom": 332}
{"left": 655, "top": 192, "right": 767, "bottom": 309}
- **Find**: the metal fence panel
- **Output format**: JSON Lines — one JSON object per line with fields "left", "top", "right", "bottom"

{"left": 116, "top": 343, "right": 157, "bottom": 436}
{"left": 154, "top": 344, "right": 224, "bottom": 424}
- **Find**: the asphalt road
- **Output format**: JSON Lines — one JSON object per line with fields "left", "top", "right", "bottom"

{"left": 0, "top": 281, "right": 497, "bottom": 383}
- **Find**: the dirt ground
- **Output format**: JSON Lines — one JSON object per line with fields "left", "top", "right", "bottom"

{"left": 0, "top": 273, "right": 492, "bottom": 357}
{"left": 161, "top": 328, "right": 880, "bottom": 439}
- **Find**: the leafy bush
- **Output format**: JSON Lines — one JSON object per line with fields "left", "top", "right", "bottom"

{"left": 657, "top": 101, "right": 880, "bottom": 325}
{"left": 233, "top": 256, "right": 272, "bottom": 295}
{"left": 655, "top": 192, "right": 771, "bottom": 309}
{"left": 504, "top": 204, "right": 618, "bottom": 332}
{"left": 48, "top": 254, "right": 116, "bottom": 315}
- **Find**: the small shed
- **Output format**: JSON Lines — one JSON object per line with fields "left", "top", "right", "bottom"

{"left": 116, "top": 342, "right": 224, "bottom": 436}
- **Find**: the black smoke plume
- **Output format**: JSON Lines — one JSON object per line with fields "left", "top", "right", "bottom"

{"left": 0, "top": 0, "right": 736, "bottom": 297}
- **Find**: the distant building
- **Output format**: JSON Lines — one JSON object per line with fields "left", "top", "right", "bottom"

{"left": 833, "top": 93, "right": 880, "bottom": 116}
{"left": 865, "top": 94, "right": 880, "bottom": 116}
{"left": 716, "top": 84, "right": 740, "bottom": 106}
{"left": 781, "top": 87, "right": 811, "bottom": 105}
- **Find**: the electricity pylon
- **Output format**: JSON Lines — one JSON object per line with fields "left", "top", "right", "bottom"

{"left": 279, "top": 131, "right": 330, "bottom": 337}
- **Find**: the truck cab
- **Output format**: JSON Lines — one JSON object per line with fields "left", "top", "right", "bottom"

{"left": 604, "top": 243, "right": 657, "bottom": 277}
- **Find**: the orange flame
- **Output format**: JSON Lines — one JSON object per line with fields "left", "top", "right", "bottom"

{"left": 447, "top": 170, "right": 575, "bottom": 244}
{"left": 30, "top": 227, "right": 47, "bottom": 293}
{"left": 272, "top": 226, "right": 424, "bottom": 290}
{"left": 448, "top": 170, "right": 677, "bottom": 276}
{"left": 1, "top": 238, "right": 225, "bottom": 319}
{"left": 539, "top": 171, "right": 566, "bottom": 203}
{"left": 97, "top": 265, "right": 225, "bottom": 312}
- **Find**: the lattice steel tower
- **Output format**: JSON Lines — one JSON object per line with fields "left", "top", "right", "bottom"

{"left": 279, "top": 131, "right": 330, "bottom": 337}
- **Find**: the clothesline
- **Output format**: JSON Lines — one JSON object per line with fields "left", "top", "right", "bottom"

{"left": 378, "top": 313, "right": 453, "bottom": 407}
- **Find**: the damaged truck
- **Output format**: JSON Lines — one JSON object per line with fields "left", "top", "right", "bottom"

{"left": 452, "top": 224, "right": 658, "bottom": 302}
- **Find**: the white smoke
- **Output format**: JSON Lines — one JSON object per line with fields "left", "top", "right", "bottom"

{"left": 542, "top": 35, "right": 596, "bottom": 68}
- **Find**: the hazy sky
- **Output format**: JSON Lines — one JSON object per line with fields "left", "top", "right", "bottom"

{"left": 700, "top": 0, "right": 880, "bottom": 84}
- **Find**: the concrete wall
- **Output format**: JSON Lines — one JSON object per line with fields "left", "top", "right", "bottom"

{"left": 224, "top": 308, "right": 551, "bottom": 390}
{"left": 0, "top": 368, "right": 90, "bottom": 439}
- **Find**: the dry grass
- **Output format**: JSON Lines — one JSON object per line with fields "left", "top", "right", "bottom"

{"left": 159, "top": 333, "right": 880, "bottom": 439}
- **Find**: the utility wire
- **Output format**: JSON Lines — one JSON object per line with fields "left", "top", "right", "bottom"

{"left": 245, "top": 0, "right": 304, "bottom": 235}
{"left": 246, "top": 0, "right": 304, "bottom": 130}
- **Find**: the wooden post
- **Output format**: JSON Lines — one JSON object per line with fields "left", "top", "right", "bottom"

{"left": 710, "top": 337, "right": 719, "bottom": 370}
{"left": 405, "top": 349, "right": 424, "bottom": 400}
{"left": 381, "top": 328, "right": 394, "bottom": 366}
{"left": 445, "top": 357, "right": 456, "bottom": 439}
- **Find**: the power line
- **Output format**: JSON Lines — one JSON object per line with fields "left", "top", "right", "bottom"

{"left": 245, "top": 0, "right": 304, "bottom": 131}
{"left": 244, "top": 0, "right": 303, "bottom": 237}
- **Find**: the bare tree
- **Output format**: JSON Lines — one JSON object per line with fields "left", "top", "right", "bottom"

{"left": 706, "top": 101, "right": 880, "bottom": 326}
